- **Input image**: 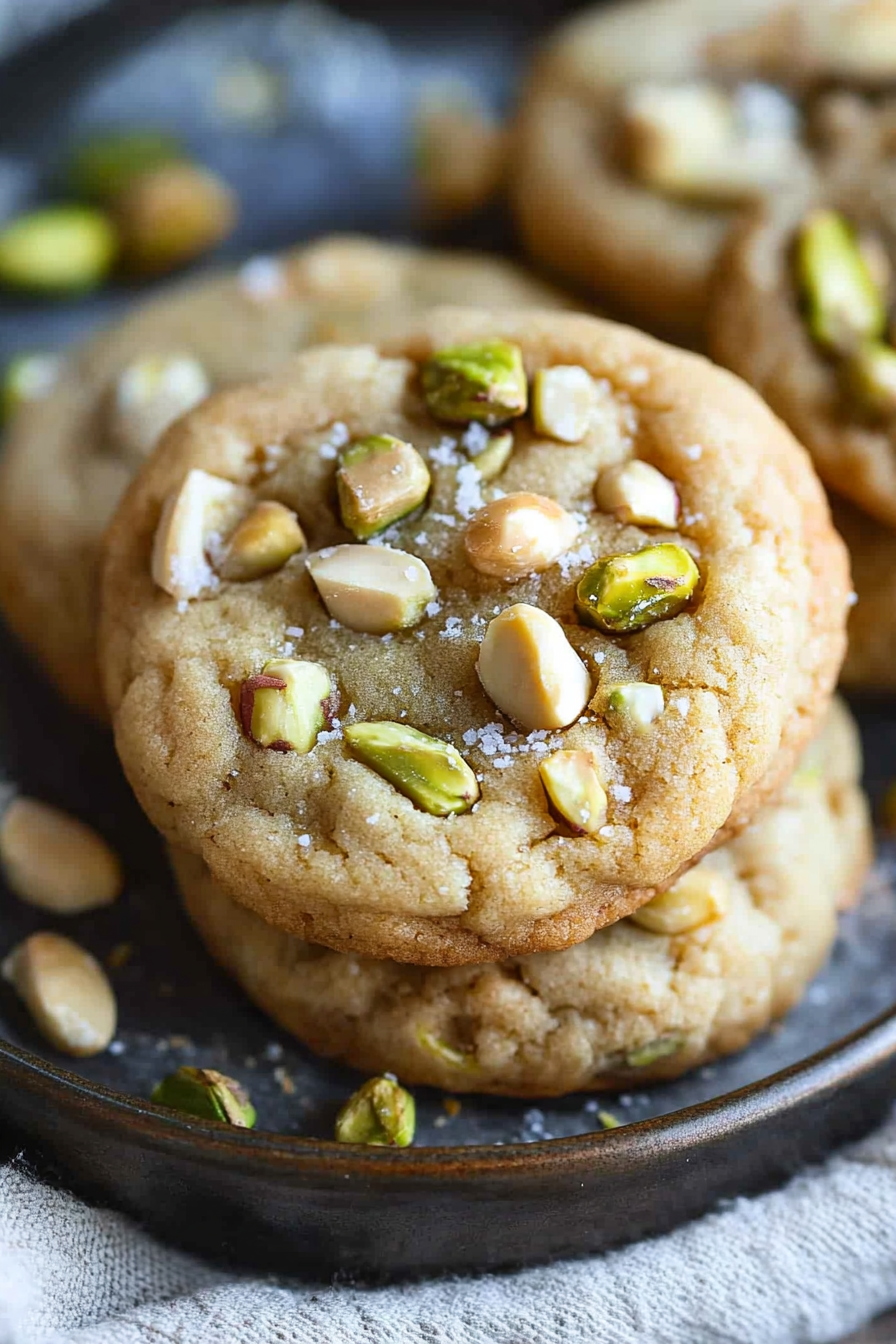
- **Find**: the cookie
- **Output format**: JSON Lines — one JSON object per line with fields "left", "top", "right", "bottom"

{"left": 710, "top": 97, "right": 896, "bottom": 529}
{"left": 176, "top": 700, "right": 871, "bottom": 1096}
{"left": 0, "top": 237, "right": 569, "bottom": 717}
{"left": 830, "top": 495, "right": 896, "bottom": 690}
{"left": 99, "top": 308, "right": 849, "bottom": 965}
{"left": 511, "top": 0, "right": 895, "bottom": 339}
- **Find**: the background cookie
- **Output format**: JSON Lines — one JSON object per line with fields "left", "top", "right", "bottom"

{"left": 0, "top": 236, "right": 570, "bottom": 718}
{"left": 100, "top": 308, "right": 849, "bottom": 965}
{"left": 832, "top": 496, "right": 896, "bottom": 691}
{"left": 176, "top": 700, "right": 870, "bottom": 1097}
{"left": 511, "top": 0, "right": 892, "bottom": 339}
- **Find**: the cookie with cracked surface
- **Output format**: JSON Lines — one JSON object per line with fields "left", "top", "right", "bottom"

{"left": 0, "top": 236, "right": 570, "bottom": 718}
{"left": 511, "top": 0, "right": 896, "bottom": 340}
{"left": 176, "top": 700, "right": 871, "bottom": 1096}
{"left": 710, "top": 98, "right": 896, "bottom": 529}
{"left": 100, "top": 307, "right": 848, "bottom": 965}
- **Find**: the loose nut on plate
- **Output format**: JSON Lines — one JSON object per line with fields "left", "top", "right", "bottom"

{"left": 2, "top": 931, "right": 117, "bottom": 1057}
{"left": 151, "top": 468, "right": 252, "bottom": 601}
{"left": 1, "top": 352, "right": 62, "bottom": 424}
{"left": 464, "top": 492, "right": 578, "bottom": 580}
{"left": 605, "top": 682, "right": 665, "bottom": 729}
{"left": 797, "top": 210, "right": 886, "bottom": 355}
{"left": 336, "top": 434, "right": 431, "bottom": 539}
{"left": 844, "top": 340, "right": 896, "bottom": 418}
{"left": 240, "top": 658, "right": 334, "bottom": 753}
{"left": 575, "top": 543, "right": 699, "bottom": 634}
{"left": 630, "top": 869, "right": 729, "bottom": 935}
{"left": 68, "top": 128, "right": 184, "bottom": 202}
{"left": 116, "top": 162, "right": 238, "bottom": 277}
{"left": 306, "top": 544, "right": 436, "bottom": 634}
{"left": 111, "top": 354, "right": 210, "bottom": 460}
{"left": 344, "top": 721, "right": 480, "bottom": 816}
{"left": 0, "top": 206, "right": 117, "bottom": 295}
{"left": 531, "top": 365, "right": 597, "bottom": 444}
{"left": 422, "top": 339, "right": 527, "bottom": 426}
{"left": 152, "top": 1065, "right": 256, "bottom": 1127}
{"left": 0, "top": 796, "right": 122, "bottom": 914}
{"left": 464, "top": 428, "right": 513, "bottom": 482}
{"left": 335, "top": 1075, "right": 416, "bottom": 1147}
{"left": 595, "top": 461, "right": 679, "bottom": 529}
{"left": 539, "top": 748, "right": 608, "bottom": 835}
{"left": 477, "top": 603, "right": 592, "bottom": 730}
{"left": 217, "top": 501, "right": 306, "bottom": 581}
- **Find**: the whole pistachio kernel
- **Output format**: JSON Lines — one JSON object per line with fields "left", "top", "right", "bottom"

{"left": 531, "top": 365, "right": 597, "bottom": 443}
{"left": 575, "top": 543, "right": 699, "bottom": 634}
{"left": 539, "top": 749, "right": 608, "bottom": 835}
{"left": 796, "top": 209, "right": 886, "bottom": 355}
{"left": 606, "top": 682, "right": 664, "bottom": 729}
{"left": 844, "top": 340, "right": 896, "bottom": 418}
{"left": 116, "top": 162, "right": 237, "bottom": 277}
{"left": 630, "top": 869, "right": 729, "bottom": 935}
{"left": 151, "top": 1066, "right": 256, "bottom": 1127}
{"left": 336, "top": 434, "right": 431, "bottom": 539}
{"left": 422, "top": 340, "right": 527, "bottom": 426}
{"left": 345, "top": 721, "right": 479, "bottom": 816}
{"left": 240, "top": 658, "right": 334, "bottom": 753}
{"left": 218, "top": 501, "right": 306, "bottom": 581}
{"left": 335, "top": 1075, "right": 416, "bottom": 1147}
{"left": 0, "top": 206, "right": 117, "bottom": 294}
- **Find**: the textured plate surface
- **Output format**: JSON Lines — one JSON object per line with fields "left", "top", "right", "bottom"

{"left": 1, "top": 0, "right": 896, "bottom": 1280}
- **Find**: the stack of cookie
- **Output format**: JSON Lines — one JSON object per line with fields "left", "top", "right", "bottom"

{"left": 84, "top": 303, "right": 865, "bottom": 1097}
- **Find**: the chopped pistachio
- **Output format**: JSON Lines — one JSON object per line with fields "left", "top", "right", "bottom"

{"left": 597, "top": 1110, "right": 621, "bottom": 1130}
{"left": 624, "top": 1036, "right": 684, "bottom": 1069}
{"left": 1, "top": 353, "right": 62, "bottom": 424}
{"left": 464, "top": 492, "right": 578, "bottom": 580}
{"left": 477, "top": 603, "right": 592, "bottom": 730}
{"left": 0, "top": 206, "right": 117, "bottom": 294}
{"left": 539, "top": 749, "right": 608, "bottom": 835}
{"left": 422, "top": 340, "right": 527, "bottom": 426}
{"left": 606, "top": 682, "right": 665, "bottom": 729}
{"left": 344, "top": 721, "right": 479, "bottom": 816}
{"left": 575, "top": 543, "right": 699, "bottom": 634}
{"left": 466, "top": 429, "right": 513, "bottom": 481}
{"left": 151, "top": 1066, "right": 256, "bottom": 1127}
{"left": 844, "top": 340, "right": 896, "bottom": 418}
{"left": 116, "top": 162, "right": 237, "bottom": 277}
{"left": 416, "top": 1026, "right": 479, "bottom": 1071}
{"left": 112, "top": 354, "right": 210, "bottom": 460}
{"left": 151, "top": 469, "right": 251, "bottom": 601}
{"left": 218, "top": 501, "right": 306, "bottom": 581}
{"left": 630, "top": 870, "right": 729, "bottom": 935}
{"left": 337, "top": 434, "right": 431, "bottom": 539}
{"left": 68, "top": 129, "right": 184, "bottom": 202}
{"left": 335, "top": 1075, "right": 416, "bottom": 1147}
{"left": 240, "top": 658, "right": 333, "bottom": 754}
{"left": 531, "top": 365, "right": 597, "bottom": 443}
{"left": 797, "top": 209, "right": 886, "bottom": 355}
{"left": 594, "top": 460, "right": 679, "bottom": 529}
{"left": 306, "top": 545, "right": 436, "bottom": 634}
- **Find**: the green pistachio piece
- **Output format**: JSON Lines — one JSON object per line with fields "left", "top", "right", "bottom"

{"left": 575, "top": 543, "right": 699, "bottom": 634}
{"left": 796, "top": 210, "right": 886, "bottom": 355}
{"left": 68, "top": 129, "right": 184, "bottom": 202}
{"left": 422, "top": 340, "right": 527, "bottom": 426}
{"left": 344, "top": 721, "right": 480, "bottom": 816}
{"left": 337, "top": 434, "right": 431, "bottom": 539}
{"left": 1, "top": 353, "right": 62, "bottom": 424}
{"left": 606, "top": 682, "right": 665, "bottom": 729}
{"left": 335, "top": 1075, "right": 416, "bottom": 1147}
{"left": 416, "top": 1026, "right": 479, "bottom": 1071}
{"left": 151, "top": 1066, "right": 256, "bottom": 1126}
{"left": 466, "top": 429, "right": 514, "bottom": 481}
{"left": 0, "top": 206, "right": 117, "bottom": 294}
{"left": 240, "top": 658, "right": 334, "bottom": 753}
{"left": 597, "top": 1110, "right": 621, "bottom": 1130}
{"left": 539, "top": 748, "right": 608, "bottom": 835}
{"left": 844, "top": 339, "right": 896, "bottom": 417}
{"left": 218, "top": 501, "right": 306, "bottom": 581}
{"left": 624, "top": 1036, "right": 684, "bottom": 1069}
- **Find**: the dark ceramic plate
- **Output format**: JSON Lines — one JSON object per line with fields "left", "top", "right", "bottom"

{"left": 1, "top": 0, "right": 896, "bottom": 1281}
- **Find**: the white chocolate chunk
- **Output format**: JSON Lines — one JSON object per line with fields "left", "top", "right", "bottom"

{"left": 112, "top": 354, "right": 210, "bottom": 460}
{"left": 307, "top": 545, "right": 436, "bottom": 635}
{"left": 2, "top": 932, "right": 117, "bottom": 1057}
{"left": 477, "top": 603, "right": 592, "bottom": 730}
{"left": 595, "top": 461, "right": 679, "bottom": 528}
{"left": 532, "top": 366, "right": 598, "bottom": 443}
{"left": 151, "top": 469, "right": 252, "bottom": 601}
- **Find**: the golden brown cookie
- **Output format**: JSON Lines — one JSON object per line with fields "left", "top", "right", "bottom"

{"left": 511, "top": 0, "right": 896, "bottom": 339}
{"left": 0, "top": 237, "right": 569, "bottom": 717}
{"left": 176, "top": 700, "right": 871, "bottom": 1096}
{"left": 99, "top": 308, "right": 848, "bottom": 965}
{"left": 830, "top": 495, "right": 896, "bottom": 689}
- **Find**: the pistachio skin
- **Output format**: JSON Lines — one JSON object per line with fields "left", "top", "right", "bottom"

{"left": 336, "top": 434, "right": 431, "bottom": 539}
{"left": 422, "top": 340, "right": 527, "bottom": 426}
{"left": 151, "top": 1066, "right": 256, "bottom": 1127}
{"left": 335, "top": 1076, "right": 416, "bottom": 1147}
{"left": 797, "top": 210, "right": 886, "bottom": 355}
{"left": 0, "top": 207, "right": 117, "bottom": 294}
{"left": 345, "top": 721, "right": 479, "bottom": 816}
{"left": 575, "top": 544, "right": 699, "bottom": 634}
